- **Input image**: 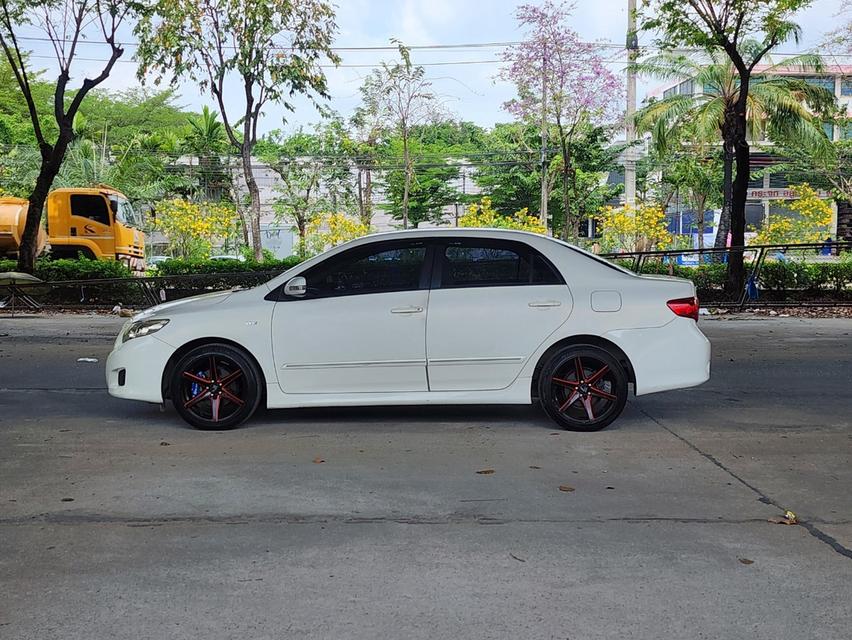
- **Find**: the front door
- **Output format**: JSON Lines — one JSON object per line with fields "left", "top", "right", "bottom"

{"left": 272, "top": 240, "right": 431, "bottom": 394}
{"left": 426, "top": 238, "right": 572, "bottom": 391}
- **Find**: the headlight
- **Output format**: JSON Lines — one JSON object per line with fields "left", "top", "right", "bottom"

{"left": 123, "top": 318, "right": 169, "bottom": 342}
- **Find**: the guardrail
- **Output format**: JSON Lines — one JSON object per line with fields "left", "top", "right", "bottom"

{"left": 2, "top": 241, "right": 851, "bottom": 312}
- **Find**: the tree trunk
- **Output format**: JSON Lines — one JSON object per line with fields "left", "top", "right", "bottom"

{"left": 18, "top": 139, "right": 68, "bottom": 273}
{"left": 695, "top": 193, "right": 706, "bottom": 252}
{"left": 402, "top": 135, "right": 411, "bottom": 229}
{"left": 715, "top": 142, "right": 734, "bottom": 251}
{"left": 727, "top": 122, "right": 749, "bottom": 296}
{"left": 240, "top": 146, "right": 263, "bottom": 261}
{"left": 364, "top": 167, "right": 373, "bottom": 227}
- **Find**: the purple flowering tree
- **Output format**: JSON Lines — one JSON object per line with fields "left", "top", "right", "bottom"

{"left": 501, "top": 1, "right": 624, "bottom": 239}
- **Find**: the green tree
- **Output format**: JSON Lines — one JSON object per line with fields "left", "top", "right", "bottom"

{"left": 362, "top": 42, "right": 439, "bottom": 229}
{"left": 659, "top": 151, "right": 724, "bottom": 250}
{"left": 635, "top": 48, "right": 834, "bottom": 256}
{"left": 379, "top": 137, "right": 461, "bottom": 228}
{"left": 136, "top": 0, "right": 339, "bottom": 260}
{"left": 0, "top": 0, "right": 136, "bottom": 272}
{"left": 257, "top": 119, "right": 355, "bottom": 257}
{"left": 639, "top": 0, "right": 828, "bottom": 293}
{"left": 473, "top": 122, "right": 552, "bottom": 218}
{"left": 77, "top": 88, "right": 190, "bottom": 148}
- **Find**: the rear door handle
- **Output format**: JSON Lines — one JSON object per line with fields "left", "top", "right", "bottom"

{"left": 528, "top": 301, "right": 561, "bottom": 308}
{"left": 390, "top": 306, "right": 424, "bottom": 314}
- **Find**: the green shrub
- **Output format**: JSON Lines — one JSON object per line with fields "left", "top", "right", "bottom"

{"left": 0, "top": 256, "right": 132, "bottom": 281}
{"left": 152, "top": 256, "right": 303, "bottom": 276}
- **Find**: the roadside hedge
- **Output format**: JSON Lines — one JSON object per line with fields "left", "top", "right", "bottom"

{"left": 152, "top": 256, "right": 303, "bottom": 276}
{"left": 0, "top": 256, "right": 132, "bottom": 280}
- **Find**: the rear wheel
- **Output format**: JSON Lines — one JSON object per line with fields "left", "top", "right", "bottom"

{"left": 538, "top": 345, "right": 628, "bottom": 432}
{"left": 171, "top": 344, "right": 262, "bottom": 430}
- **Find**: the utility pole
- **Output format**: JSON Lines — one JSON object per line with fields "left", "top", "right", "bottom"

{"left": 539, "top": 47, "right": 549, "bottom": 231}
{"left": 624, "top": 0, "right": 638, "bottom": 206}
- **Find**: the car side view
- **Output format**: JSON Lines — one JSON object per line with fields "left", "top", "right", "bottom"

{"left": 106, "top": 229, "right": 711, "bottom": 431}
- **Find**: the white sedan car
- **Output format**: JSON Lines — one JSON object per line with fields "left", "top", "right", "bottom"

{"left": 107, "top": 229, "right": 710, "bottom": 431}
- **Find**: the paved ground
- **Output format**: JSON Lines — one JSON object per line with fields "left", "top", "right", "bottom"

{"left": 0, "top": 313, "right": 850, "bottom": 639}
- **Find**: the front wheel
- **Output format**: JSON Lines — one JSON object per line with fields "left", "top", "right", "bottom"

{"left": 171, "top": 343, "right": 263, "bottom": 430}
{"left": 538, "top": 345, "right": 628, "bottom": 432}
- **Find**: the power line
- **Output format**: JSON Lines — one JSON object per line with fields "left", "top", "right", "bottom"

{"left": 14, "top": 33, "right": 852, "bottom": 58}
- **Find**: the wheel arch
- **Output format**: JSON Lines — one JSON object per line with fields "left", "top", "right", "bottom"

{"left": 161, "top": 337, "right": 267, "bottom": 404}
{"left": 531, "top": 334, "right": 636, "bottom": 399}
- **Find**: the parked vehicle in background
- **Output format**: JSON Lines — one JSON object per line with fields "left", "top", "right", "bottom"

{"left": 147, "top": 255, "right": 170, "bottom": 267}
{"left": 106, "top": 229, "right": 711, "bottom": 431}
{"left": 209, "top": 255, "right": 246, "bottom": 262}
{"left": 0, "top": 187, "right": 146, "bottom": 273}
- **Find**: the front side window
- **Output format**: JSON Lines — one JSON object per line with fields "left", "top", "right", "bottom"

{"left": 112, "top": 198, "right": 141, "bottom": 228}
{"left": 304, "top": 242, "right": 427, "bottom": 298}
{"left": 70, "top": 194, "right": 111, "bottom": 226}
{"left": 440, "top": 241, "right": 562, "bottom": 288}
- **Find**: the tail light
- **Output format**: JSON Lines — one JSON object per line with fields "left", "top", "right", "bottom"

{"left": 667, "top": 296, "right": 699, "bottom": 321}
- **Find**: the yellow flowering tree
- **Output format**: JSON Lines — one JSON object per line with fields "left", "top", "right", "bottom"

{"left": 750, "top": 184, "right": 833, "bottom": 245}
{"left": 306, "top": 212, "right": 371, "bottom": 255}
{"left": 596, "top": 202, "right": 672, "bottom": 253}
{"left": 153, "top": 199, "right": 240, "bottom": 259}
{"left": 459, "top": 197, "right": 547, "bottom": 234}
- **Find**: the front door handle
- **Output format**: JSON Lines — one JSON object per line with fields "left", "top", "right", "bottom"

{"left": 529, "top": 301, "right": 562, "bottom": 308}
{"left": 390, "top": 306, "right": 424, "bottom": 314}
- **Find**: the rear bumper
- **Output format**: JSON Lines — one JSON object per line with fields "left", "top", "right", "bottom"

{"left": 105, "top": 334, "right": 174, "bottom": 403}
{"left": 605, "top": 319, "right": 711, "bottom": 396}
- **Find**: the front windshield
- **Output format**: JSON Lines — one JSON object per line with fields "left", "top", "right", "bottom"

{"left": 111, "top": 197, "right": 143, "bottom": 228}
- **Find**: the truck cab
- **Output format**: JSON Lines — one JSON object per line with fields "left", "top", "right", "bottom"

{"left": 46, "top": 187, "right": 146, "bottom": 273}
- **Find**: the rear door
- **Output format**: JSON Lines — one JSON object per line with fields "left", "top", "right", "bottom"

{"left": 426, "top": 238, "right": 572, "bottom": 391}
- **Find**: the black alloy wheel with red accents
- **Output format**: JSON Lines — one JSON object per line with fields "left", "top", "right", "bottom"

{"left": 171, "top": 343, "right": 263, "bottom": 430}
{"left": 538, "top": 345, "right": 628, "bottom": 431}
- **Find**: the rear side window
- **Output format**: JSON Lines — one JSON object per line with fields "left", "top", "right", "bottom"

{"left": 440, "top": 241, "right": 562, "bottom": 288}
{"left": 70, "top": 195, "right": 110, "bottom": 225}
{"left": 305, "top": 243, "right": 427, "bottom": 298}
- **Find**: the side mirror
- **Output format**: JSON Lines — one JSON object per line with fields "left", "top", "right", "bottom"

{"left": 283, "top": 276, "right": 307, "bottom": 298}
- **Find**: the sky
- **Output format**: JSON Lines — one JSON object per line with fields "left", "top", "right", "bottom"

{"left": 16, "top": 0, "right": 851, "bottom": 136}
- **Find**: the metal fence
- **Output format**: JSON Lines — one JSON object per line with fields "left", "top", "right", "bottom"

{"left": 601, "top": 241, "right": 852, "bottom": 308}
{"left": 2, "top": 241, "right": 851, "bottom": 312}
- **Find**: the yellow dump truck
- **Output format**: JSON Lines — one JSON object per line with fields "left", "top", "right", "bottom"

{"left": 0, "top": 187, "right": 146, "bottom": 273}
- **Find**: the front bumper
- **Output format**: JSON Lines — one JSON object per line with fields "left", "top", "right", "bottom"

{"left": 105, "top": 334, "right": 175, "bottom": 403}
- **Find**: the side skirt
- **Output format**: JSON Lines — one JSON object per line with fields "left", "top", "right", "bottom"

{"left": 264, "top": 377, "right": 533, "bottom": 409}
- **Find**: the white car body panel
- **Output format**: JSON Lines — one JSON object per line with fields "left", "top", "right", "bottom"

{"left": 425, "top": 285, "right": 573, "bottom": 391}
{"left": 106, "top": 228, "right": 711, "bottom": 411}
{"left": 271, "top": 289, "right": 429, "bottom": 393}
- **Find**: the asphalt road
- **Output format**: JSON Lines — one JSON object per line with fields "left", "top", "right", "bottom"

{"left": 1, "top": 313, "right": 851, "bottom": 639}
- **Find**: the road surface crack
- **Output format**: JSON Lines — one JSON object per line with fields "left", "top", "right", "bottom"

{"left": 636, "top": 404, "right": 852, "bottom": 561}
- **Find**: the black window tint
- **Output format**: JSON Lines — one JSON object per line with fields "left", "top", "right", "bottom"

{"left": 441, "top": 242, "right": 562, "bottom": 287}
{"left": 531, "top": 254, "right": 562, "bottom": 284}
{"left": 444, "top": 245, "right": 530, "bottom": 286}
{"left": 70, "top": 195, "right": 110, "bottom": 225}
{"left": 308, "top": 244, "right": 426, "bottom": 297}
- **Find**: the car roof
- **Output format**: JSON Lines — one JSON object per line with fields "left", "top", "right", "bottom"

{"left": 342, "top": 227, "right": 567, "bottom": 246}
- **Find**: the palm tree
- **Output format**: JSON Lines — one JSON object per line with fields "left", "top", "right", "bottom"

{"left": 635, "top": 46, "right": 835, "bottom": 260}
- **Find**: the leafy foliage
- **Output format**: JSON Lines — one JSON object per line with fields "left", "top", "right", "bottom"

{"left": 459, "top": 197, "right": 546, "bottom": 234}
{"left": 135, "top": 0, "right": 340, "bottom": 259}
{"left": 0, "top": 256, "right": 132, "bottom": 280}
{"left": 153, "top": 199, "right": 240, "bottom": 259}
{"left": 306, "top": 213, "right": 371, "bottom": 255}
{"left": 500, "top": 1, "right": 624, "bottom": 238}
{"left": 596, "top": 202, "right": 673, "bottom": 253}
{"left": 750, "top": 184, "right": 833, "bottom": 244}
{"left": 152, "top": 255, "right": 303, "bottom": 275}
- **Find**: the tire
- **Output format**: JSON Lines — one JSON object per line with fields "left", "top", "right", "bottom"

{"left": 538, "top": 345, "right": 628, "bottom": 432}
{"left": 171, "top": 343, "right": 263, "bottom": 430}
